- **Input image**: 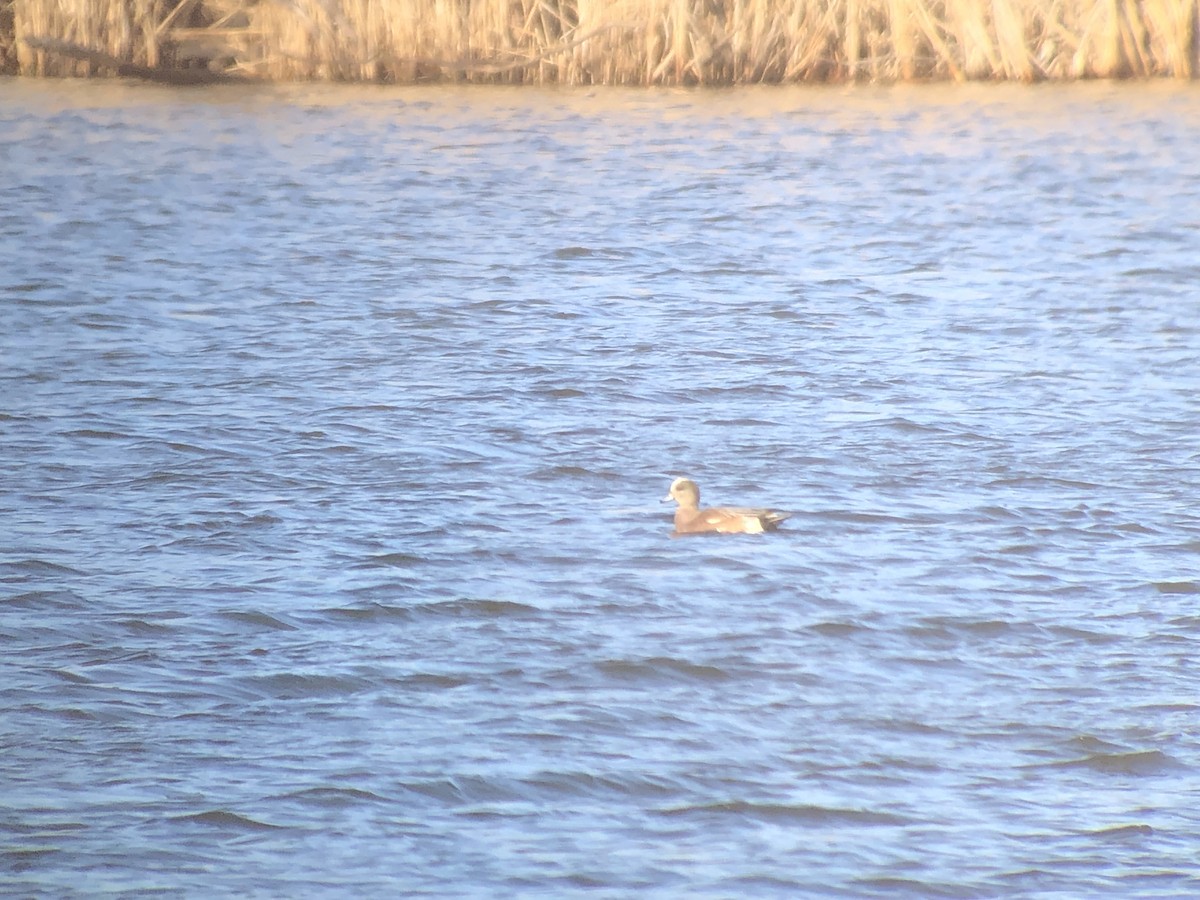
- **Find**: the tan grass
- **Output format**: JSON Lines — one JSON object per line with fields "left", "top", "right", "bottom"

{"left": 9, "top": 0, "right": 1200, "bottom": 83}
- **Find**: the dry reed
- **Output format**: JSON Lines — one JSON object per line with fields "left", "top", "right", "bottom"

{"left": 7, "top": 0, "right": 1199, "bottom": 83}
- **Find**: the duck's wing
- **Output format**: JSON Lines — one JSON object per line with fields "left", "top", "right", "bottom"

{"left": 697, "top": 507, "right": 790, "bottom": 533}
{"left": 756, "top": 510, "right": 791, "bottom": 528}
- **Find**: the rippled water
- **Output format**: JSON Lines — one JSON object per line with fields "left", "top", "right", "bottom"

{"left": 3, "top": 78, "right": 1200, "bottom": 896}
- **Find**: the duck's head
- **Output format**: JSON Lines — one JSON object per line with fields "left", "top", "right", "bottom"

{"left": 662, "top": 477, "right": 700, "bottom": 508}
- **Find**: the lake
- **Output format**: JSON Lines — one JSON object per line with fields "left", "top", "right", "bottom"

{"left": 3, "top": 78, "right": 1200, "bottom": 896}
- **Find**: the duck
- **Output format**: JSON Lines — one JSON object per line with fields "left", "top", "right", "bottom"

{"left": 662, "top": 477, "right": 790, "bottom": 536}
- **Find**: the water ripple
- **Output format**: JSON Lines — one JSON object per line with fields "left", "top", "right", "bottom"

{"left": 2, "top": 79, "right": 1200, "bottom": 898}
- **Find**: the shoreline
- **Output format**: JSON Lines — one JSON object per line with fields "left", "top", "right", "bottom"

{"left": 5, "top": 0, "right": 1198, "bottom": 85}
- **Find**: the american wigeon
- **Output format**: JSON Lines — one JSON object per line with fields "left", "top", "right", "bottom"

{"left": 662, "top": 477, "right": 790, "bottom": 536}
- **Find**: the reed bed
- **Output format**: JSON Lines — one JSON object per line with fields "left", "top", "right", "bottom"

{"left": 9, "top": 0, "right": 1199, "bottom": 82}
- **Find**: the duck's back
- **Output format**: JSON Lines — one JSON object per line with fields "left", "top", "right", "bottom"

{"left": 674, "top": 506, "right": 790, "bottom": 535}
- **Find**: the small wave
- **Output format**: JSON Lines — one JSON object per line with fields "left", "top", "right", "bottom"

{"left": 128, "top": 470, "right": 194, "bottom": 487}
{"left": 1049, "top": 749, "right": 1187, "bottom": 776}
{"left": 1114, "top": 522, "right": 1157, "bottom": 535}
{"left": 114, "top": 617, "right": 176, "bottom": 635}
{"left": 279, "top": 786, "right": 389, "bottom": 808}
{"left": 322, "top": 598, "right": 539, "bottom": 622}
{"left": 1131, "top": 701, "right": 1199, "bottom": 714}
{"left": 2, "top": 559, "right": 86, "bottom": 577}
{"left": 703, "top": 417, "right": 783, "bottom": 427}
{"left": 8, "top": 279, "right": 63, "bottom": 294}
{"left": 6, "top": 844, "right": 66, "bottom": 870}
{"left": 356, "top": 551, "right": 425, "bottom": 568}
{"left": 400, "top": 776, "right": 525, "bottom": 805}
{"left": 172, "top": 809, "right": 288, "bottom": 831}
{"left": 595, "top": 656, "right": 730, "bottom": 682}
{"left": 59, "top": 428, "right": 134, "bottom": 440}
{"left": 523, "top": 770, "right": 681, "bottom": 800}
{"left": 1121, "top": 265, "right": 1177, "bottom": 278}
{"left": 529, "top": 464, "right": 606, "bottom": 480}
{"left": 910, "top": 616, "right": 1022, "bottom": 639}
{"left": 998, "top": 542, "right": 1040, "bottom": 555}
{"left": 3, "top": 590, "right": 86, "bottom": 609}
{"left": 820, "top": 510, "right": 918, "bottom": 525}
{"left": 660, "top": 800, "right": 906, "bottom": 826}
{"left": 218, "top": 610, "right": 298, "bottom": 631}
{"left": 321, "top": 603, "right": 413, "bottom": 622}
{"left": 879, "top": 416, "right": 951, "bottom": 435}
{"left": 1153, "top": 581, "right": 1200, "bottom": 594}
{"left": 548, "top": 246, "right": 630, "bottom": 260}
{"left": 531, "top": 387, "right": 586, "bottom": 400}
{"left": 852, "top": 875, "right": 969, "bottom": 895}
{"left": 39, "top": 705, "right": 98, "bottom": 722}
{"left": 987, "top": 474, "right": 1103, "bottom": 490}
{"left": 241, "top": 672, "right": 374, "bottom": 700}
{"left": 163, "top": 440, "right": 228, "bottom": 455}
{"left": 325, "top": 403, "right": 401, "bottom": 414}
{"left": 49, "top": 668, "right": 94, "bottom": 686}
{"left": 391, "top": 672, "right": 470, "bottom": 690}
{"left": 421, "top": 598, "right": 541, "bottom": 619}
{"left": 1044, "top": 624, "right": 1123, "bottom": 645}
{"left": 1085, "top": 823, "right": 1154, "bottom": 840}
{"left": 808, "top": 619, "right": 872, "bottom": 638}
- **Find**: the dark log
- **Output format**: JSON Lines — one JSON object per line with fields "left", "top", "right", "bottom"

{"left": 21, "top": 36, "right": 245, "bottom": 84}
